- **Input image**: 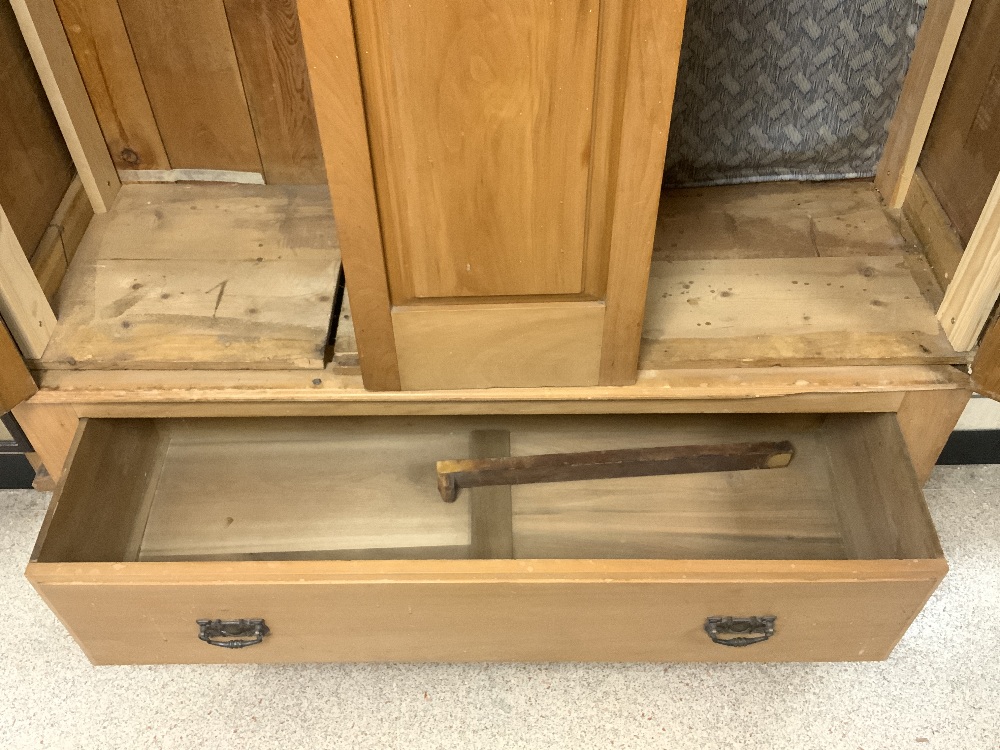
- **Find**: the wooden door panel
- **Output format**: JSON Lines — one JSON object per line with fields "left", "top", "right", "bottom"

{"left": 300, "top": 0, "right": 687, "bottom": 390}
{"left": 354, "top": 0, "right": 600, "bottom": 301}
{"left": 921, "top": 0, "right": 1000, "bottom": 245}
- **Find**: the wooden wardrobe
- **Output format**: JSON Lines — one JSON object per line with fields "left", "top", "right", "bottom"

{"left": 2, "top": 0, "right": 999, "bottom": 664}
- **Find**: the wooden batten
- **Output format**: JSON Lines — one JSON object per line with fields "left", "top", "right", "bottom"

{"left": 598, "top": 0, "right": 686, "bottom": 385}
{"left": 0, "top": 202, "right": 57, "bottom": 360}
{"left": 937, "top": 172, "right": 1000, "bottom": 351}
{"left": 29, "top": 177, "right": 93, "bottom": 304}
{"left": 9, "top": 0, "right": 120, "bottom": 213}
{"left": 875, "top": 0, "right": 974, "bottom": 208}
{"left": 298, "top": 0, "right": 400, "bottom": 390}
{"left": 902, "top": 169, "right": 965, "bottom": 292}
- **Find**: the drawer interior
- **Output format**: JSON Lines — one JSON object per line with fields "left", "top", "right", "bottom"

{"left": 34, "top": 414, "right": 942, "bottom": 564}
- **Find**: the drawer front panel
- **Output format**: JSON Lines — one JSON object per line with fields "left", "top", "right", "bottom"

{"left": 34, "top": 577, "right": 939, "bottom": 665}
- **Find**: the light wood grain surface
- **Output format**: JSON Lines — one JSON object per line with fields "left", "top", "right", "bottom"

{"left": 115, "top": 0, "right": 261, "bottom": 173}
{"left": 895, "top": 387, "right": 971, "bottom": 484}
{"left": 10, "top": 0, "right": 120, "bottom": 212}
{"left": 28, "top": 410, "right": 946, "bottom": 664}
{"left": 598, "top": 0, "right": 687, "bottom": 384}
{"left": 53, "top": 0, "right": 169, "bottom": 171}
{"left": 36, "top": 413, "right": 940, "bottom": 565}
{"left": 223, "top": 0, "right": 325, "bottom": 185}
{"left": 139, "top": 419, "right": 471, "bottom": 559}
{"left": 40, "top": 183, "right": 340, "bottom": 370}
{"left": 0, "top": 202, "right": 57, "bottom": 359}
{"left": 641, "top": 256, "right": 957, "bottom": 369}
{"left": 656, "top": 181, "right": 910, "bottom": 261}
{"left": 10, "top": 402, "right": 79, "bottom": 481}
{"left": 29, "top": 573, "right": 943, "bottom": 664}
{"left": 392, "top": 302, "right": 605, "bottom": 390}
{"left": 27, "top": 365, "right": 968, "bottom": 418}
{"left": 354, "top": 0, "right": 599, "bottom": 301}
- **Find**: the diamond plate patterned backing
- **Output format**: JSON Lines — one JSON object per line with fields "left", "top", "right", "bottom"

{"left": 664, "top": 0, "right": 927, "bottom": 187}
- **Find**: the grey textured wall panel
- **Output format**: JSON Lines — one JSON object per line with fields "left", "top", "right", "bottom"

{"left": 664, "top": 0, "right": 927, "bottom": 187}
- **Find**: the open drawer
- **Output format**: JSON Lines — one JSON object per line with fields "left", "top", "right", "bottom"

{"left": 28, "top": 413, "right": 946, "bottom": 665}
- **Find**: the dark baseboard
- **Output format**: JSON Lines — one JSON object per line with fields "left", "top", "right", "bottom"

{"left": 0, "top": 453, "right": 35, "bottom": 489}
{"left": 937, "top": 430, "right": 1000, "bottom": 466}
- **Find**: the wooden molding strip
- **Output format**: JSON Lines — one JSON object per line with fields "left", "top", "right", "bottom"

{"left": 9, "top": 0, "right": 120, "bottom": 213}
{"left": 0, "top": 203, "right": 57, "bottom": 359}
{"left": 938, "top": 172, "right": 1000, "bottom": 351}
{"left": 30, "top": 177, "right": 93, "bottom": 303}
{"left": 902, "top": 168, "right": 965, "bottom": 291}
{"left": 876, "top": 0, "right": 973, "bottom": 208}
{"left": 599, "top": 0, "right": 687, "bottom": 384}
{"left": 297, "top": 0, "right": 401, "bottom": 390}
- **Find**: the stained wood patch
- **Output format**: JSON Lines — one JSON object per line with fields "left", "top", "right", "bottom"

{"left": 640, "top": 256, "right": 960, "bottom": 369}
{"left": 655, "top": 181, "right": 909, "bottom": 261}
{"left": 328, "top": 180, "right": 961, "bottom": 371}
{"left": 41, "top": 183, "right": 340, "bottom": 369}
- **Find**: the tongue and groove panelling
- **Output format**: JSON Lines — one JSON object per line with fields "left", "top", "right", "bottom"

{"left": 0, "top": 0, "right": 74, "bottom": 253}
{"left": 53, "top": 0, "right": 325, "bottom": 184}
{"left": 920, "top": 0, "right": 1000, "bottom": 246}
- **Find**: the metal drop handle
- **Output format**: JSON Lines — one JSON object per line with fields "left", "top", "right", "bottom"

{"left": 197, "top": 618, "right": 270, "bottom": 649}
{"left": 704, "top": 616, "right": 776, "bottom": 647}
